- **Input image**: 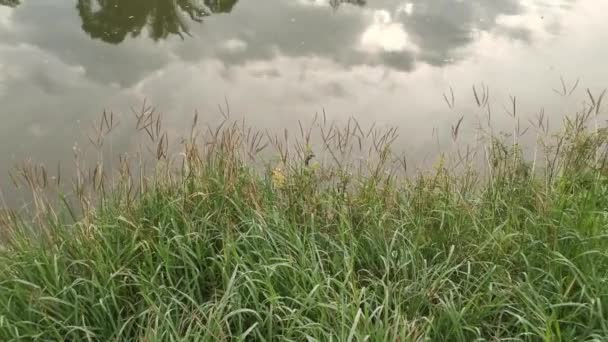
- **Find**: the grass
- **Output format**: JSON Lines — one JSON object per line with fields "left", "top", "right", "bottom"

{"left": 1, "top": 96, "right": 608, "bottom": 341}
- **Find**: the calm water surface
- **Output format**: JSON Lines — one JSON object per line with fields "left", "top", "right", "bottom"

{"left": 1, "top": 0, "right": 607, "bottom": 198}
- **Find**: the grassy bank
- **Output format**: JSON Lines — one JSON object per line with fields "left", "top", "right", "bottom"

{"left": 1, "top": 106, "right": 608, "bottom": 341}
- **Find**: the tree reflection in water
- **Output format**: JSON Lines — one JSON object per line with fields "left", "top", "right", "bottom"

{"left": 76, "top": 0, "right": 238, "bottom": 44}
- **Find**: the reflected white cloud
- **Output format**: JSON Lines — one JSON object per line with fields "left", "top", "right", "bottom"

{"left": 1, "top": 1, "right": 172, "bottom": 87}
{"left": 221, "top": 38, "right": 248, "bottom": 53}
{"left": 494, "top": 0, "right": 571, "bottom": 40}
{"left": 2, "top": 0, "right": 606, "bottom": 204}
{"left": 360, "top": 10, "right": 418, "bottom": 53}
{"left": 296, "top": 0, "right": 331, "bottom": 7}
{"left": 397, "top": 2, "right": 414, "bottom": 16}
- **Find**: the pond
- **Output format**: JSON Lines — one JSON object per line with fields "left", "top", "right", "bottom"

{"left": 0, "top": 0, "right": 607, "bottom": 200}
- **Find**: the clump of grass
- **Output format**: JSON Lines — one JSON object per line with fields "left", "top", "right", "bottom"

{"left": 1, "top": 93, "right": 608, "bottom": 341}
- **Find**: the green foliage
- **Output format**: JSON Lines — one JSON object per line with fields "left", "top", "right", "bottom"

{"left": 2, "top": 116, "right": 608, "bottom": 341}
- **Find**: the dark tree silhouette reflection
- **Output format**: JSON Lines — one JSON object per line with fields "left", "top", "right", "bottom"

{"left": 76, "top": 0, "right": 238, "bottom": 44}
{"left": 329, "top": 0, "right": 366, "bottom": 8}
{"left": 0, "top": 0, "right": 20, "bottom": 7}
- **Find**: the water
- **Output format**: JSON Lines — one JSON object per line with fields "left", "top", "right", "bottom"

{"left": 1, "top": 0, "right": 607, "bottom": 201}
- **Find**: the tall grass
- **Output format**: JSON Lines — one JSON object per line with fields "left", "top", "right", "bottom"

{"left": 1, "top": 92, "right": 608, "bottom": 341}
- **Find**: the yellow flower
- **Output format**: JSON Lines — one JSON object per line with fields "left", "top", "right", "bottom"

{"left": 271, "top": 166, "right": 286, "bottom": 189}
{"left": 309, "top": 161, "right": 321, "bottom": 171}
{"left": 434, "top": 154, "right": 446, "bottom": 171}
